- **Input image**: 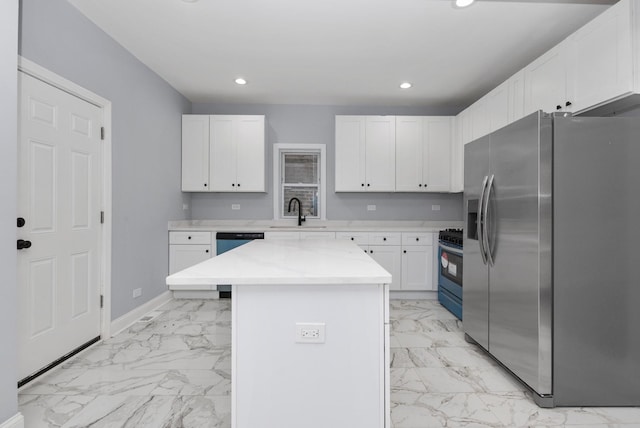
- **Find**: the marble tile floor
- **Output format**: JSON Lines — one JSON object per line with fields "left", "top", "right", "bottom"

{"left": 18, "top": 299, "right": 640, "bottom": 428}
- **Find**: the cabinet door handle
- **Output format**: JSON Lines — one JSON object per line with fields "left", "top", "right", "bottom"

{"left": 383, "top": 237, "right": 387, "bottom": 241}
{"left": 206, "top": 249, "right": 209, "bottom": 253}
{"left": 361, "top": 183, "right": 365, "bottom": 187}
{"left": 419, "top": 184, "right": 422, "bottom": 187}
{"left": 367, "top": 183, "right": 370, "bottom": 187}
{"left": 566, "top": 101, "right": 572, "bottom": 107}
{"left": 188, "top": 236, "right": 192, "bottom": 240}
{"left": 370, "top": 250, "right": 373, "bottom": 254}
{"left": 17, "top": 239, "right": 32, "bottom": 250}
{"left": 416, "top": 237, "right": 419, "bottom": 241}
{"left": 556, "top": 105, "right": 562, "bottom": 111}
{"left": 232, "top": 183, "right": 235, "bottom": 187}
{"left": 17, "top": 217, "right": 25, "bottom": 228}
{"left": 350, "top": 237, "right": 354, "bottom": 241}
{"left": 204, "top": 183, "right": 207, "bottom": 187}
{"left": 237, "top": 183, "right": 240, "bottom": 187}
{"left": 424, "top": 184, "right": 428, "bottom": 188}
{"left": 404, "top": 250, "right": 407, "bottom": 254}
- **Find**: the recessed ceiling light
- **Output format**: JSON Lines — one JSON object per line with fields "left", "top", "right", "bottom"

{"left": 400, "top": 82, "right": 412, "bottom": 89}
{"left": 455, "top": 0, "right": 475, "bottom": 8}
{"left": 235, "top": 78, "right": 247, "bottom": 85}
{"left": 181, "top": 0, "right": 198, "bottom": 3}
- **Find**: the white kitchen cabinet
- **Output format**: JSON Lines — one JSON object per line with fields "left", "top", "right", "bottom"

{"left": 401, "top": 246, "right": 434, "bottom": 291}
{"left": 169, "top": 231, "right": 213, "bottom": 274}
{"left": 569, "top": 0, "right": 634, "bottom": 113}
{"left": 210, "top": 115, "right": 265, "bottom": 192}
{"left": 487, "top": 81, "right": 510, "bottom": 133}
{"left": 335, "top": 115, "right": 395, "bottom": 192}
{"left": 368, "top": 245, "right": 402, "bottom": 291}
{"left": 400, "top": 232, "right": 434, "bottom": 291}
{"left": 395, "top": 116, "right": 452, "bottom": 192}
{"left": 525, "top": 41, "right": 572, "bottom": 115}
{"left": 336, "top": 232, "right": 401, "bottom": 290}
{"left": 470, "top": 97, "right": 491, "bottom": 141}
{"left": 182, "top": 115, "right": 265, "bottom": 193}
{"left": 181, "top": 115, "right": 210, "bottom": 191}
{"left": 508, "top": 69, "right": 526, "bottom": 123}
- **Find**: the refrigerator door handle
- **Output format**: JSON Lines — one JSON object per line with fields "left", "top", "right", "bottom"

{"left": 478, "top": 175, "right": 489, "bottom": 265}
{"left": 483, "top": 174, "right": 495, "bottom": 266}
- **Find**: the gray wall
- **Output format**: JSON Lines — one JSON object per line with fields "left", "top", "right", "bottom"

{"left": 1, "top": 1, "right": 19, "bottom": 422}
{"left": 19, "top": 0, "right": 191, "bottom": 319}
{"left": 191, "top": 103, "right": 464, "bottom": 221}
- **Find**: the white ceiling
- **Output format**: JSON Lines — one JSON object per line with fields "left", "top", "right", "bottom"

{"left": 67, "top": 0, "right": 613, "bottom": 112}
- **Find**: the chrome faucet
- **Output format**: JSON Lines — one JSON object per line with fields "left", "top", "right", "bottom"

{"left": 287, "top": 197, "right": 306, "bottom": 226}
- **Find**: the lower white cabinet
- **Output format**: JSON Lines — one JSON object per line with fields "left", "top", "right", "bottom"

{"left": 368, "top": 245, "right": 402, "bottom": 291}
{"left": 169, "top": 231, "right": 213, "bottom": 274}
{"left": 400, "top": 232, "right": 434, "bottom": 291}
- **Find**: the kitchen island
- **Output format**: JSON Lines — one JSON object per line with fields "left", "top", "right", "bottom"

{"left": 166, "top": 238, "right": 392, "bottom": 428}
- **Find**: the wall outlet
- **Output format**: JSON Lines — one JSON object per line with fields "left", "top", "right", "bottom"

{"left": 231, "top": 204, "right": 240, "bottom": 210}
{"left": 133, "top": 288, "right": 142, "bottom": 298}
{"left": 367, "top": 204, "right": 377, "bottom": 211}
{"left": 295, "top": 322, "right": 325, "bottom": 344}
{"left": 182, "top": 203, "right": 189, "bottom": 211}
{"left": 431, "top": 204, "right": 441, "bottom": 211}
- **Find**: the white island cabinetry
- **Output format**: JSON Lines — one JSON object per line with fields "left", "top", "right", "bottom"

{"left": 166, "top": 239, "right": 391, "bottom": 428}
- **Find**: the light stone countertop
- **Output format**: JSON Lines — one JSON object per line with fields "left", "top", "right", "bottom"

{"left": 166, "top": 239, "right": 392, "bottom": 286}
{"left": 168, "top": 219, "right": 464, "bottom": 233}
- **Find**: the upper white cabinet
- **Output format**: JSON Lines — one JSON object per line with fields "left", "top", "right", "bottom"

{"left": 396, "top": 116, "right": 452, "bottom": 192}
{"left": 210, "top": 115, "right": 265, "bottom": 192}
{"left": 568, "top": 0, "right": 634, "bottom": 113}
{"left": 524, "top": 41, "right": 572, "bottom": 115}
{"left": 508, "top": 69, "right": 526, "bottom": 123}
{"left": 181, "top": 114, "right": 265, "bottom": 192}
{"left": 181, "top": 115, "right": 211, "bottom": 191}
{"left": 335, "top": 115, "right": 395, "bottom": 192}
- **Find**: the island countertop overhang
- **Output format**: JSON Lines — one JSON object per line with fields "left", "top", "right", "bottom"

{"left": 166, "top": 238, "right": 392, "bottom": 286}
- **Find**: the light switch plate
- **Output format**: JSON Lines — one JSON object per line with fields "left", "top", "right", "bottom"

{"left": 367, "top": 205, "right": 377, "bottom": 211}
{"left": 431, "top": 204, "right": 441, "bottom": 211}
{"left": 231, "top": 204, "right": 240, "bottom": 210}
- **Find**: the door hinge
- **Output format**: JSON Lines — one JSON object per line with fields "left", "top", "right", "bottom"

{"left": 100, "top": 294, "right": 104, "bottom": 309}
{"left": 100, "top": 127, "right": 105, "bottom": 140}
{"left": 100, "top": 211, "right": 104, "bottom": 224}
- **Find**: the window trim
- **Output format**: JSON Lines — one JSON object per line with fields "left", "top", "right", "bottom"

{"left": 273, "top": 143, "right": 327, "bottom": 221}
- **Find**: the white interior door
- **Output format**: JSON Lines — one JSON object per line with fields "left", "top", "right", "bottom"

{"left": 17, "top": 72, "right": 103, "bottom": 380}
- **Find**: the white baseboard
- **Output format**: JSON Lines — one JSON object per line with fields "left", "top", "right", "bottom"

{"left": 390, "top": 290, "right": 437, "bottom": 300}
{"left": 0, "top": 413, "right": 24, "bottom": 428}
{"left": 172, "top": 290, "right": 220, "bottom": 299}
{"left": 110, "top": 290, "right": 172, "bottom": 337}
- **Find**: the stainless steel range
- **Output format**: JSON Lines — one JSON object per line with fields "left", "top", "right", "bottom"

{"left": 437, "top": 229, "right": 463, "bottom": 320}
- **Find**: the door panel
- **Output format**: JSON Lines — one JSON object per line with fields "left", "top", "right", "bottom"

{"left": 488, "top": 111, "right": 552, "bottom": 395}
{"left": 18, "top": 72, "right": 102, "bottom": 380}
{"left": 462, "top": 135, "right": 490, "bottom": 350}
{"left": 210, "top": 115, "right": 235, "bottom": 191}
{"left": 235, "top": 115, "right": 265, "bottom": 192}
{"left": 365, "top": 116, "right": 395, "bottom": 191}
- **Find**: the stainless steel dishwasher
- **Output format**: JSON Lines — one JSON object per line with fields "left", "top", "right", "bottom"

{"left": 215, "top": 232, "right": 264, "bottom": 298}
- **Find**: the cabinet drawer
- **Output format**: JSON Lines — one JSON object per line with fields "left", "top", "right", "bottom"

{"left": 300, "top": 231, "right": 336, "bottom": 239}
{"left": 336, "top": 232, "right": 370, "bottom": 246}
{"left": 401, "top": 232, "right": 433, "bottom": 246}
{"left": 264, "top": 231, "right": 300, "bottom": 240}
{"left": 169, "top": 231, "right": 212, "bottom": 245}
{"left": 369, "top": 232, "right": 401, "bottom": 246}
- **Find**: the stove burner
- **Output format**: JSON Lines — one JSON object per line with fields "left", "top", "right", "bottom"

{"left": 439, "top": 228, "right": 463, "bottom": 247}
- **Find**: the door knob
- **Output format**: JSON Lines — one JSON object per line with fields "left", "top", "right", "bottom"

{"left": 17, "top": 239, "right": 32, "bottom": 250}
{"left": 17, "top": 217, "right": 25, "bottom": 228}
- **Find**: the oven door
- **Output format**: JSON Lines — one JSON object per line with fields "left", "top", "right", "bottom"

{"left": 439, "top": 242, "right": 463, "bottom": 299}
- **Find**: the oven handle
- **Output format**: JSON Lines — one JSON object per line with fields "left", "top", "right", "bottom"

{"left": 478, "top": 175, "right": 489, "bottom": 265}
{"left": 439, "top": 243, "right": 463, "bottom": 255}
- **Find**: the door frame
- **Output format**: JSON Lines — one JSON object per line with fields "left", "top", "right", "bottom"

{"left": 17, "top": 56, "right": 113, "bottom": 340}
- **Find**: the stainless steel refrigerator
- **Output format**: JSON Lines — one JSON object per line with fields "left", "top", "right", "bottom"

{"left": 463, "top": 110, "right": 640, "bottom": 407}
